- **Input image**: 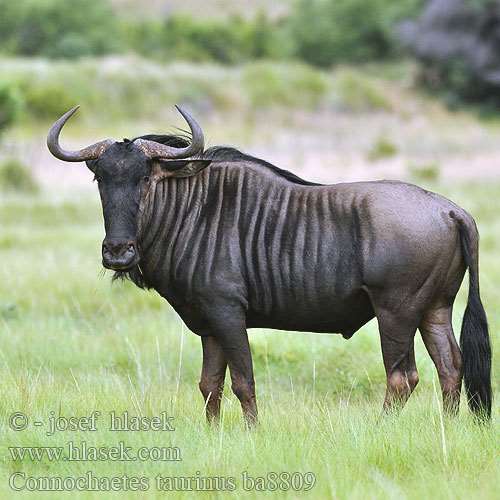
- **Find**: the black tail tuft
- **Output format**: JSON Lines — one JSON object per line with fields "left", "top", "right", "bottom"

{"left": 457, "top": 216, "right": 492, "bottom": 420}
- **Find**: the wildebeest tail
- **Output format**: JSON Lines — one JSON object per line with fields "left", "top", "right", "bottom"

{"left": 452, "top": 211, "right": 492, "bottom": 420}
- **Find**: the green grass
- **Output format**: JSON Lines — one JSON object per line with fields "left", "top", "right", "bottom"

{"left": 367, "top": 136, "right": 398, "bottom": 162}
{"left": 0, "top": 181, "right": 498, "bottom": 499}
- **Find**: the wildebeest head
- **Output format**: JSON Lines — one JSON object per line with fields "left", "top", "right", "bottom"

{"left": 47, "top": 105, "right": 209, "bottom": 271}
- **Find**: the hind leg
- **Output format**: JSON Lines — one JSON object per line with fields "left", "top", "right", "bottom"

{"left": 420, "top": 306, "right": 463, "bottom": 415}
{"left": 375, "top": 310, "right": 420, "bottom": 412}
{"left": 383, "top": 339, "right": 419, "bottom": 410}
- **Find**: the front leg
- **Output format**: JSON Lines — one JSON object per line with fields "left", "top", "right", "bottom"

{"left": 207, "top": 309, "right": 257, "bottom": 427}
{"left": 199, "top": 336, "right": 227, "bottom": 424}
{"left": 224, "top": 329, "right": 257, "bottom": 427}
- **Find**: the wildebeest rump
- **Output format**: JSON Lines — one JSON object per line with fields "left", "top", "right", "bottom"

{"left": 47, "top": 106, "right": 492, "bottom": 424}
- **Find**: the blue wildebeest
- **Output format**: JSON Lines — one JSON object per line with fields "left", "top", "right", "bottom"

{"left": 47, "top": 106, "right": 492, "bottom": 424}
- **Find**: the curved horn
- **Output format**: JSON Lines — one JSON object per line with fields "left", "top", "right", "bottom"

{"left": 47, "top": 106, "right": 114, "bottom": 162}
{"left": 134, "top": 105, "right": 204, "bottom": 159}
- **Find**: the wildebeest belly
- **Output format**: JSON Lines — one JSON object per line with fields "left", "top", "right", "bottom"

{"left": 246, "top": 287, "right": 374, "bottom": 337}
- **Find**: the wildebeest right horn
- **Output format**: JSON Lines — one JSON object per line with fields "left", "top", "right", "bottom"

{"left": 47, "top": 106, "right": 114, "bottom": 162}
{"left": 133, "top": 105, "right": 205, "bottom": 159}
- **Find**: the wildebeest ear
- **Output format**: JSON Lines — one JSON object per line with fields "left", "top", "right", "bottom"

{"left": 153, "top": 159, "right": 212, "bottom": 178}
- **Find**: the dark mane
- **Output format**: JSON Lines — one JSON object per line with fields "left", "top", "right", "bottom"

{"left": 131, "top": 133, "right": 192, "bottom": 149}
{"left": 132, "top": 134, "right": 324, "bottom": 186}
{"left": 203, "top": 146, "right": 323, "bottom": 186}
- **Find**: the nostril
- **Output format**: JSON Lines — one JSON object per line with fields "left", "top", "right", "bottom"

{"left": 102, "top": 240, "right": 137, "bottom": 261}
{"left": 101, "top": 240, "right": 137, "bottom": 269}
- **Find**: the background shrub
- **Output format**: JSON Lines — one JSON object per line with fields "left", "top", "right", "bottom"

{"left": 0, "top": 0, "right": 119, "bottom": 58}
{"left": 0, "top": 82, "right": 22, "bottom": 133}
{"left": 400, "top": 0, "right": 500, "bottom": 106}
{"left": 331, "top": 69, "right": 392, "bottom": 111}
{"left": 20, "top": 80, "right": 77, "bottom": 120}
{"left": 0, "top": 158, "right": 38, "bottom": 193}
{"left": 0, "top": 0, "right": 422, "bottom": 67}
{"left": 286, "top": 0, "right": 424, "bottom": 68}
{"left": 367, "top": 136, "right": 398, "bottom": 161}
{"left": 124, "top": 13, "right": 288, "bottom": 64}
{"left": 0, "top": 58, "right": 335, "bottom": 121}
{"left": 408, "top": 161, "right": 441, "bottom": 182}
{"left": 242, "top": 62, "right": 329, "bottom": 108}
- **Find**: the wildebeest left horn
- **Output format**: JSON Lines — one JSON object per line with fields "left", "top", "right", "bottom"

{"left": 133, "top": 105, "right": 205, "bottom": 159}
{"left": 47, "top": 106, "right": 114, "bottom": 162}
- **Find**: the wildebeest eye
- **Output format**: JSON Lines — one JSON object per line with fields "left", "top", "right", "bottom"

{"left": 142, "top": 176, "right": 150, "bottom": 183}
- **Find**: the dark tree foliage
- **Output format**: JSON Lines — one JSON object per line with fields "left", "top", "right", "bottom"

{"left": 286, "top": 0, "right": 424, "bottom": 67}
{"left": 126, "top": 13, "right": 284, "bottom": 64}
{"left": 0, "top": 0, "right": 422, "bottom": 65}
{"left": 400, "top": 0, "right": 500, "bottom": 105}
{"left": 0, "top": 0, "right": 119, "bottom": 58}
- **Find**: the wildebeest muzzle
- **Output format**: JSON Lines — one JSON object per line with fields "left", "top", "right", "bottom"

{"left": 102, "top": 238, "right": 138, "bottom": 271}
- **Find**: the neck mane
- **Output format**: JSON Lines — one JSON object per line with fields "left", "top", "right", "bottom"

{"left": 133, "top": 133, "right": 324, "bottom": 186}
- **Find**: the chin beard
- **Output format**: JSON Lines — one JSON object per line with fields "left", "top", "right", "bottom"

{"left": 111, "top": 264, "right": 151, "bottom": 289}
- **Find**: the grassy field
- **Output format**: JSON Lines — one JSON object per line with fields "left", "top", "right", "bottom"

{"left": 0, "top": 56, "right": 498, "bottom": 498}
{"left": 0, "top": 177, "right": 498, "bottom": 498}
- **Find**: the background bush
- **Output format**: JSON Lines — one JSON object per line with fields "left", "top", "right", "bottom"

{"left": 122, "top": 13, "right": 290, "bottom": 64}
{"left": 0, "top": 0, "right": 422, "bottom": 67}
{"left": 0, "top": 82, "right": 22, "bottom": 134}
{"left": 330, "top": 69, "right": 393, "bottom": 111}
{"left": 286, "top": 0, "right": 424, "bottom": 67}
{"left": 0, "top": 58, "right": 406, "bottom": 123}
{"left": 400, "top": 0, "right": 500, "bottom": 106}
{"left": 0, "top": 158, "right": 38, "bottom": 192}
{"left": 2, "top": 0, "right": 499, "bottom": 109}
{"left": 0, "top": 0, "right": 119, "bottom": 58}
{"left": 242, "top": 62, "right": 329, "bottom": 108}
